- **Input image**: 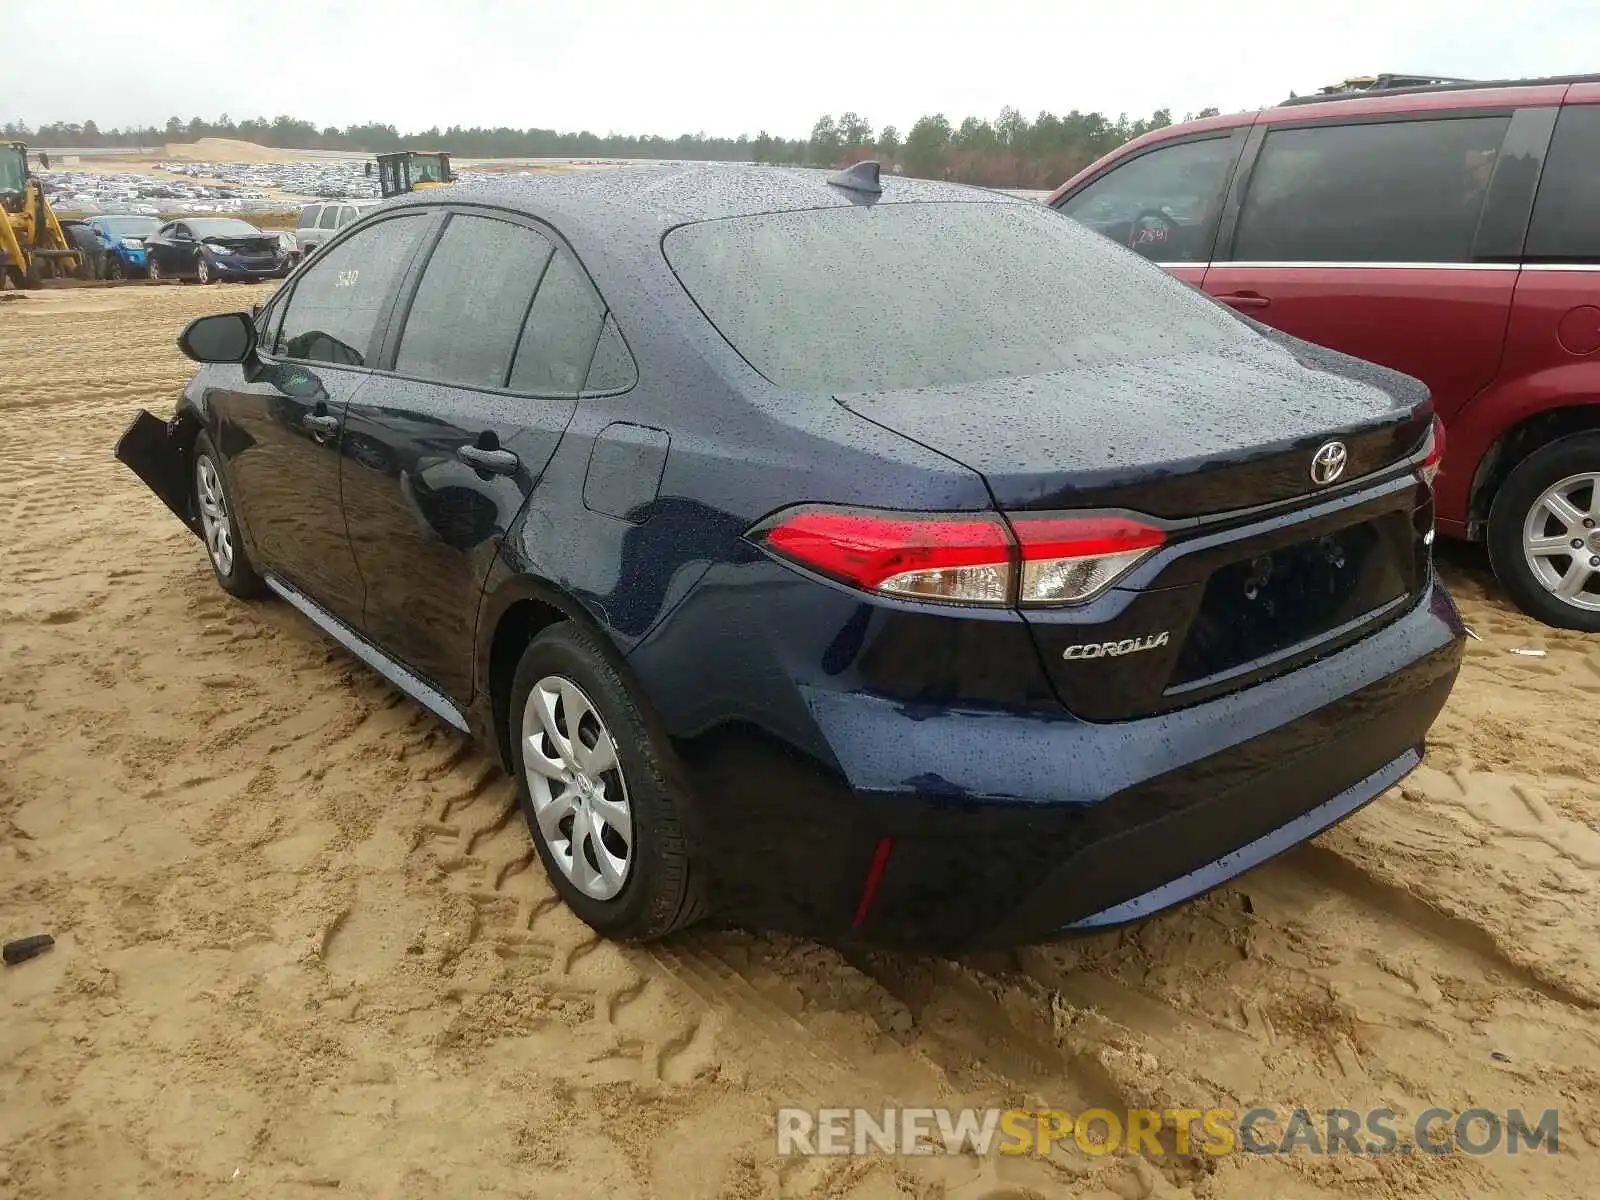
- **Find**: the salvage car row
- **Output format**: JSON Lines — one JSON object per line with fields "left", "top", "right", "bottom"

{"left": 62, "top": 216, "right": 293, "bottom": 282}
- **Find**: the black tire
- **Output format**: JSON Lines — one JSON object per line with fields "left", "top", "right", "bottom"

{"left": 191, "top": 432, "right": 267, "bottom": 599}
{"left": 1486, "top": 431, "right": 1600, "bottom": 632}
{"left": 508, "top": 623, "right": 706, "bottom": 940}
{"left": 105, "top": 256, "right": 125, "bottom": 281}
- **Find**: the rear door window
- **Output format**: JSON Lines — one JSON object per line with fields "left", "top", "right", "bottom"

{"left": 507, "top": 247, "right": 608, "bottom": 396}
{"left": 1231, "top": 116, "right": 1511, "bottom": 263}
{"left": 394, "top": 214, "right": 555, "bottom": 389}
{"left": 583, "top": 315, "right": 637, "bottom": 393}
{"left": 273, "top": 214, "right": 427, "bottom": 366}
{"left": 1526, "top": 105, "right": 1600, "bottom": 262}
{"left": 297, "top": 205, "right": 320, "bottom": 229}
{"left": 317, "top": 206, "right": 340, "bottom": 230}
{"left": 1057, "top": 136, "right": 1242, "bottom": 263}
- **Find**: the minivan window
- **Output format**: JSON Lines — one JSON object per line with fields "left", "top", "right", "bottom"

{"left": 1057, "top": 136, "right": 1239, "bottom": 263}
{"left": 274, "top": 214, "right": 426, "bottom": 366}
{"left": 1232, "top": 116, "right": 1510, "bottom": 264}
{"left": 317, "top": 206, "right": 340, "bottom": 230}
{"left": 665, "top": 201, "right": 1248, "bottom": 393}
{"left": 507, "top": 248, "right": 607, "bottom": 395}
{"left": 395, "top": 214, "right": 555, "bottom": 389}
{"left": 1526, "top": 105, "right": 1600, "bottom": 263}
{"left": 297, "top": 205, "right": 320, "bottom": 230}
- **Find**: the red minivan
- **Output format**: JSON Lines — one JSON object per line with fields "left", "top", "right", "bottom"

{"left": 1048, "top": 74, "right": 1600, "bottom": 630}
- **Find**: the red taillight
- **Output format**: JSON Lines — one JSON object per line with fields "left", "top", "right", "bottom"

{"left": 753, "top": 506, "right": 1166, "bottom": 607}
{"left": 1009, "top": 513, "right": 1167, "bottom": 604}
{"left": 1419, "top": 416, "right": 1446, "bottom": 486}
{"left": 758, "top": 508, "right": 1014, "bottom": 604}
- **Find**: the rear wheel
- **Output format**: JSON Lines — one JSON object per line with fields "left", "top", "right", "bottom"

{"left": 105, "top": 255, "right": 125, "bottom": 281}
{"left": 508, "top": 623, "right": 705, "bottom": 941}
{"left": 193, "top": 432, "right": 266, "bottom": 599}
{"left": 1487, "top": 432, "right": 1600, "bottom": 631}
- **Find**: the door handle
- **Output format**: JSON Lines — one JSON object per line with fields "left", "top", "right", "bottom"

{"left": 303, "top": 413, "right": 340, "bottom": 435}
{"left": 457, "top": 444, "right": 520, "bottom": 475}
{"left": 1215, "top": 291, "right": 1271, "bottom": 310}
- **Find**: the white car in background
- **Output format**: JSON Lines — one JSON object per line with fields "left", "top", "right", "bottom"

{"left": 293, "top": 199, "right": 382, "bottom": 260}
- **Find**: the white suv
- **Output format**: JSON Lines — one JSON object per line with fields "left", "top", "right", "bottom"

{"left": 293, "top": 200, "right": 382, "bottom": 260}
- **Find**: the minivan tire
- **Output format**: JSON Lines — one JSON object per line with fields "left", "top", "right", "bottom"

{"left": 1486, "top": 431, "right": 1600, "bottom": 632}
{"left": 508, "top": 623, "right": 706, "bottom": 941}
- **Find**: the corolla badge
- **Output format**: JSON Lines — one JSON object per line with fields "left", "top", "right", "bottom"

{"left": 1310, "top": 441, "right": 1349, "bottom": 486}
{"left": 1062, "top": 631, "right": 1170, "bottom": 661}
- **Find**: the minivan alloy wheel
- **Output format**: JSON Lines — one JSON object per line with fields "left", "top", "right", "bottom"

{"left": 195, "top": 454, "right": 234, "bottom": 577}
{"left": 520, "top": 674, "right": 633, "bottom": 900}
{"left": 1522, "top": 471, "right": 1600, "bottom": 612}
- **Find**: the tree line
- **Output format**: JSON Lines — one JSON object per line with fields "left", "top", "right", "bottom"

{"left": 5, "top": 105, "right": 1220, "bottom": 189}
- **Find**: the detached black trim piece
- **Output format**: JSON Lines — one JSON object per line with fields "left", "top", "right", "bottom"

{"left": 114, "top": 409, "right": 200, "bottom": 536}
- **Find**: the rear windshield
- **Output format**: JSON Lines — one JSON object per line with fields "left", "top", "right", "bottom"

{"left": 663, "top": 201, "right": 1247, "bottom": 393}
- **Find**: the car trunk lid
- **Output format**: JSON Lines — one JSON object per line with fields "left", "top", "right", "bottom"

{"left": 836, "top": 340, "right": 1434, "bottom": 720}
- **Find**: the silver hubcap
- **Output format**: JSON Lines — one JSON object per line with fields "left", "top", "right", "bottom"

{"left": 520, "top": 675, "right": 632, "bottom": 900}
{"left": 1522, "top": 471, "right": 1600, "bottom": 612}
{"left": 195, "top": 455, "right": 233, "bottom": 576}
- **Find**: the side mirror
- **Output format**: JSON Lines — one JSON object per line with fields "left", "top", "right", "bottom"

{"left": 178, "top": 312, "right": 256, "bottom": 364}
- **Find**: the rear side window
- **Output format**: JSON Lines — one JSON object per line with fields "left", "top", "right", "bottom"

{"left": 297, "top": 205, "right": 320, "bottom": 229}
{"left": 1232, "top": 116, "right": 1510, "bottom": 264}
{"left": 665, "top": 201, "right": 1248, "bottom": 393}
{"left": 507, "top": 248, "right": 607, "bottom": 396}
{"left": 274, "top": 214, "right": 426, "bottom": 366}
{"left": 584, "top": 315, "right": 637, "bottom": 392}
{"left": 1057, "top": 136, "right": 1240, "bottom": 263}
{"left": 395, "top": 214, "right": 555, "bottom": 389}
{"left": 1526, "top": 106, "right": 1600, "bottom": 262}
{"left": 317, "top": 206, "right": 340, "bottom": 230}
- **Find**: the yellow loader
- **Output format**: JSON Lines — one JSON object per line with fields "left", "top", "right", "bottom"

{"left": 1, "top": 143, "right": 81, "bottom": 288}
{"left": 369, "top": 151, "right": 454, "bottom": 199}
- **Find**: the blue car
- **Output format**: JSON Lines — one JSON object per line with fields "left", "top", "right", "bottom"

{"left": 113, "top": 163, "right": 1465, "bottom": 950}
{"left": 85, "top": 215, "right": 162, "bottom": 279}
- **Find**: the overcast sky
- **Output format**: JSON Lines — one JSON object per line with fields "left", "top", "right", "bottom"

{"left": 10, "top": 1, "right": 1600, "bottom": 138}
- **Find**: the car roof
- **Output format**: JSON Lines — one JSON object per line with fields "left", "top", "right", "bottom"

{"left": 384, "top": 162, "right": 1017, "bottom": 234}
{"left": 367, "top": 163, "right": 1026, "bottom": 388}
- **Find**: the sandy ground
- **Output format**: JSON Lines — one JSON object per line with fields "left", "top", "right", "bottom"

{"left": 1, "top": 285, "right": 1597, "bottom": 1200}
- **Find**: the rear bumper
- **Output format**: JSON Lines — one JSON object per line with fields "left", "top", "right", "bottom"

{"left": 674, "top": 577, "right": 1464, "bottom": 950}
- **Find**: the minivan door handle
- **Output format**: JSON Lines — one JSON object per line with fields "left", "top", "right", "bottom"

{"left": 457, "top": 444, "right": 520, "bottom": 476}
{"left": 1215, "top": 291, "right": 1271, "bottom": 310}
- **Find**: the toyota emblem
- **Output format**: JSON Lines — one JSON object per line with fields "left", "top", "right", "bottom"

{"left": 1310, "top": 441, "right": 1348, "bottom": 486}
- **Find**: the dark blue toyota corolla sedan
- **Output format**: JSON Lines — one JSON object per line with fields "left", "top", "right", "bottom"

{"left": 116, "top": 162, "right": 1465, "bottom": 950}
